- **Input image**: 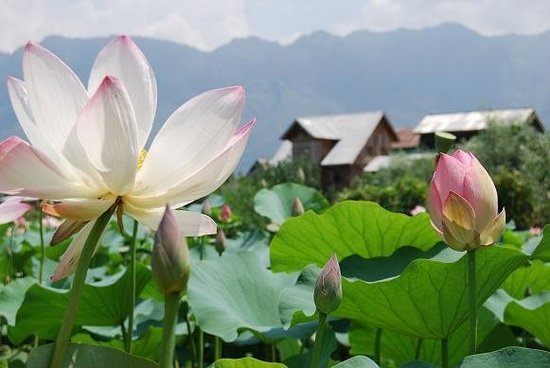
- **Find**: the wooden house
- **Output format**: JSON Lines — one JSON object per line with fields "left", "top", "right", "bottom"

{"left": 277, "top": 112, "right": 398, "bottom": 191}
{"left": 413, "top": 108, "right": 545, "bottom": 148}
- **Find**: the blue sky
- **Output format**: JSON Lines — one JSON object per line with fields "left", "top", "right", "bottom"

{"left": 1, "top": 0, "right": 549, "bottom": 53}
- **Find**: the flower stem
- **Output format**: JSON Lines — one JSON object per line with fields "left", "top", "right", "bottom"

{"left": 198, "top": 329, "right": 204, "bottom": 368}
{"left": 441, "top": 337, "right": 449, "bottom": 368}
{"left": 159, "top": 292, "right": 179, "bottom": 368}
{"left": 215, "top": 336, "right": 222, "bottom": 361}
{"left": 374, "top": 328, "right": 382, "bottom": 364}
{"left": 125, "top": 220, "right": 139, "bottom": 353}
{"left": 49, "top": 206, "right": 115, "bottom": 368}
{"left": 38, "top": 207, "right": 45, "bottom": 284}
{"left": 467, "top": 250, "right": 477, "bottom": 354}
{"left": 310, "top": 311, "right": 328, "bottom": 368}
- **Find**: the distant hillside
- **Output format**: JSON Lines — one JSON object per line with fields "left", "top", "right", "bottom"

{"left": 1, "top": 23, "right": 549, "bottom": 171}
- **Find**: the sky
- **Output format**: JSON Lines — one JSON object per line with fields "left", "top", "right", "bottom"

{"left": 1, "top": 0, "right": 550, "bottom": 53}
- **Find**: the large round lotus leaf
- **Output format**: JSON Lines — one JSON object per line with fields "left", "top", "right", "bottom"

{"left": 459, "top": 346, "right": 550, "bottom": 367}
{"left": 254, "top": 183, "right": 329, "bottom": 225}
{"left": 349, "top": 307, "right": 500, "bottom": 367}
{"left": 208, "top": 357, "right": 286, "bottom": 367}
{"left": 335, "top": 246, "right": 526, "bottom": 339}
{"left": 331, "top": 356, "right": 379, "bottom": 367}
{"left": 26, "top": 343, "right": 158, "bottom": 368}
{"left": 504, "top": 292, "right": 550, "bottom": 348}
{"left": 187, "top": 252, "right": 303, "bottom": 342}
{"left": 8, "top": 264, "right": 151, "bottom": 344}
{"left": 270, "top": 201, "right": 441, "bottom": 272}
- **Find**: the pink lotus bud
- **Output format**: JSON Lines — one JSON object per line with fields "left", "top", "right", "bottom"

{"left": 292, "top": 197, "right": 305, "bottom": 216}
{"left": 428, "top": 149, "right": 506, "bottom": 251}
{"left": 219, "top": 203, "right": 232, "bottom": 223}
{"left": 152, "top": 205, "right": 191, "bottom": 294}
{"left": 295, "top": 166, "right": 306, "bottom": 183}
{"left": 215, "top": 229, "right": 226, "bottom": 255}
{"left": 314, "top": 255, "right": 342, "bottom": 314}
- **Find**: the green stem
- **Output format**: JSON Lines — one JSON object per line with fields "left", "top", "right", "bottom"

{"left": 159, "top": 292, "right": 179, "bottom": 368}
{"left": 125, "top": 220, "right": 139, "bottom": 353}
{"left": 183, "top": 309, "right": 196, "bottom": 366}
{"left": 49, "top": 206, "right": 115, "bottom": 368}
{"left": 310, "top": 312, "right": 328, "bottom": 368}
{"left": 198, "top": 329, "right": 204, "bottom": 368}
{"left": 38, "top": 207, "right": 45, "bottom": 284}
{"left": 374, "top": 328, "right": 382, "bottom": 364}
{"left": 414, "top": 338, "right": 423, "bottom": 360}
{"left": 270, "top": 343, "right": 276, "bottom": 362}
{"left": 441, "top": 337, "right": 449, "bottom": 368}
{"left": 467, "top": 250, "right": 477, "bottom": 354}
{"left": 215, "top": 336, "right": 222, "bottom": 361}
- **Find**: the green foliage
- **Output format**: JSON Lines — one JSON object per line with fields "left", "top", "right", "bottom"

{"left": 339, "top": 153, "right": 433, "bottom": 214}
{"left": 462, "top": 123, "right": 550, "bottom": 228}
{"left": 340, "top": 176, "right": 428, "bottom": 214}
{"left": 219, "top": 158, "right": 321, "bottom": 228}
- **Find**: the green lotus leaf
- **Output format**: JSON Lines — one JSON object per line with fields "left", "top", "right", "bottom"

{"left": 335, "top": 246, "right": 526, "bottom": 339}
{"left": 270, "top": 201, "right": 441, "bottom": 273}
{"left": 254, "top": 183, "right": 329, "bottom": 225}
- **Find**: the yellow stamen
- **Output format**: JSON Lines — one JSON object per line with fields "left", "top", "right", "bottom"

{"left": 137, "top": 149, "right": 147, "bottom": 171}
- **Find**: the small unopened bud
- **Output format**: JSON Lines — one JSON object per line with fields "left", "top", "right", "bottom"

{"left": 220, "top": 203, "right": 232, "bottom": 223}
{"left": 292, "top": 197, "right": 305, "bottom": 216}
{"left": 152, "top": 205, "right": 191, "bottom": 294}
{"left": 201, "top": 199, "right": 212, "bottom": 216}
{"left": 215, "top": 229, "right": 226, "bottom": 255}
{"left": 296, "top": 167, "right": 306, "bottom": 183}
{"left": 260, "top": 179, "right": 268, "bottom": 188}
{"left": 314, "top": 255, "right": 342, "bottom": 314}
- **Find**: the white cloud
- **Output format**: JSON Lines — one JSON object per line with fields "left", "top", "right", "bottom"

{"left": 0, "top": 0, "right": 250, "bottom": 53}
{"left": 0, "top": 0, "right": 549, "bottom": 54}
{"left": 357, "top": 0, "right": 550, "bottom": 35}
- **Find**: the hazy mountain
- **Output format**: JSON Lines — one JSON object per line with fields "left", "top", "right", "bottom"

{"left": 1, "top": 23, "right": 549, "bottom": 171}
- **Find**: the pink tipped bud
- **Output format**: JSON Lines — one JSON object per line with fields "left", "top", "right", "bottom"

{"left": 219, "top": 203, "right": 232, "bottom": 223}
{"left": 152, "top": 205, "right": 191, "bottom": 294}
{"left": 215, "top": 229, "right": 226, "bottom": 255}
{"left": 314, "top": 255, "right": 342, "bottom": 314}
{"left": 292, "top": 197, "right": 305, "bottom": 216}
{"left": 295, "top": 167, "right": 306, "bottom": 183}
{"left": 428, "top": 149, "right": 505, "bottom": 251}
{"left": 201, "top": 199, "right": 212, "bottom": 216}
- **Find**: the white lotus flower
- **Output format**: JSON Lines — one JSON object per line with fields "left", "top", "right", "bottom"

{"left": 0, "top": 36, "right": 254, "bottom": 280}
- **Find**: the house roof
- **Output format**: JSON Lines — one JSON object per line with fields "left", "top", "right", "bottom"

{"left": 392, "top": 128, "right": 420, "bottom": 149}
{"left": 270, "top": 140, "right": 292, "bottom": 164}
{"left": 413, "top": 108, "right": 543, "bottom": 134}
{"left": 281, "top": 111, "right": 398, "bottom": 166}
{"left": 363, "top": 153, "right": 434, "bottom": 172}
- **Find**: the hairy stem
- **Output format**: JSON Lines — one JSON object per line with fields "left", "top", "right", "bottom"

{"left": 125, "top": 220, "right": 139, "bottom": 353}
{"left": 467, "top": 250, "right": 477, "bottom": 354}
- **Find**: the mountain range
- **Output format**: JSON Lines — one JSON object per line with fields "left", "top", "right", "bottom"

{"left": 1, "top": 23, "right": 549, "bottom": 171}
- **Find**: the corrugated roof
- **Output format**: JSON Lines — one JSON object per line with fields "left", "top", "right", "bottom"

{"left": 413, "top": 108, "right": 535, "bottom": 134}
{"left": 363, "top": 153, "right": 434, "bottom": 172}
{"left": 285, "top": 112, "right": 388, "bottom": 166}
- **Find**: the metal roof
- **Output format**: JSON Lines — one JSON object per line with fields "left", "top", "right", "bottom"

{"left": 413, "top": 108, "right": 536, "bottom": 134}
{"left": 363, "top": 153, "right": 434, "bottom": 172}
{"left": 281, "top": 111, "right": 392, "bottom": 166}
{"left": 270, "top": 140, "right": 292, "bottom": 164}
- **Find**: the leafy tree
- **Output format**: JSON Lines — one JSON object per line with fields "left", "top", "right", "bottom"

{"left": 462, "top": 123, "right": 550, "bottom": 228}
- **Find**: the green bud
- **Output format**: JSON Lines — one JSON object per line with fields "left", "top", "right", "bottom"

{"left": 152, "top": 205, "right": 191, "bottom": 294}
{"left": 314, "top": 255, "right": 342, "bottom": 314}
{"left": 435, "top": 131, "right": 456, "bottom": 154}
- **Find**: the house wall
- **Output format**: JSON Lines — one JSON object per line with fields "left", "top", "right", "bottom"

{"left": 289, "top": 130, "right": 334, "bottom": 163}
{"left": 355, "top": 121, "right": 394, "bottom": 168}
